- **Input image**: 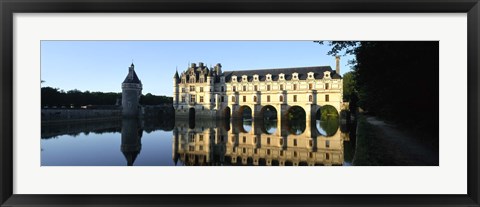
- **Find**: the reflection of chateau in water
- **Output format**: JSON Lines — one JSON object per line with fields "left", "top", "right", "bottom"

{"left": 172, "top": 118, "right": 351, "bottom": 166}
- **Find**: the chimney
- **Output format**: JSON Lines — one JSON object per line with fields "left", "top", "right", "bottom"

{"left": 335, "top": 55, "right": 340, "bottom": 74}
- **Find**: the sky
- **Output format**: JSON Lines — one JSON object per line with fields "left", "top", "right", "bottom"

{"left": 41, "top": 41, "right": 355, "bottom": 96}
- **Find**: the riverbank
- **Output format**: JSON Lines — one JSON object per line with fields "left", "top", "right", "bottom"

{"left": 353, "top": 114, "right": 439, "bottom": 166}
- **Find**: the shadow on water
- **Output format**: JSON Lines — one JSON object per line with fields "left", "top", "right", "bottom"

{"left": 41, "top": 113, "right": 357, "bottom": 166}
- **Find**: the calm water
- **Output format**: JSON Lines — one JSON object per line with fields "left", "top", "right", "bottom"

{"left": 41, "top": 117, "right": 355, "bottom": 166}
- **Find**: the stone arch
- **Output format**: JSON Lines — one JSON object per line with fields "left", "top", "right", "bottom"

{"left": 223, "top": 106, "right": 231, "bottom": 120}
{"left": 260, "top": 105, "right": 278, "bottom": 120}
{"left": 286, "top": 105, "right": 306, "bottom": 135}
{"left": 237, "top": 105, "right": 253, "bottom": 120}
{"left": 315, "top": 105, "right": 340, "bottom": 136}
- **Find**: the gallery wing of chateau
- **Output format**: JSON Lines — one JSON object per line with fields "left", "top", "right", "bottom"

{"left": 173, "top": 57, "right": 344, "bottom": 121}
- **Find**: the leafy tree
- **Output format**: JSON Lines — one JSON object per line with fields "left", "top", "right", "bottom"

{"left": 316, "top": 41, "right": 439, "bottom": 141}
{"left": 342, "top": 71, "right": 356, "bottom": 101}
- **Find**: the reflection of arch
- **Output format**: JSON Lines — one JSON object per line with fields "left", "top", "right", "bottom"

{"left": 261, "top": 119, "right": 278, "bottom": 134}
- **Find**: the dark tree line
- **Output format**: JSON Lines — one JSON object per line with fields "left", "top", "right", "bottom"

{"left": 41, "top": 87, "right": 173, "bottom": 107}
{"left": 319, "top": 41, "right": 439, "bottom": 139}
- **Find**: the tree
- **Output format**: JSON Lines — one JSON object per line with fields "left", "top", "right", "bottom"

{"left": 342, "top": 71, "right": 356, "bottom": 101}
{"left": 317, "top": 41, "right": 439, "bottom": 139}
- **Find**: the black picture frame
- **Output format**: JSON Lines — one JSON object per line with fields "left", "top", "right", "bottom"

{"left": 1, "top": 0, "right": 479, "bottom": 206}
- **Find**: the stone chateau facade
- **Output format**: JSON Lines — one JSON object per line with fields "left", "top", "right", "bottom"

{"left": 173, "top": 57, "right": 344, "bottom": 121}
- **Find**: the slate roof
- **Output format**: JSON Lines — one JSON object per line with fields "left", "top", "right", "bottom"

{"left": 123, "top": 64, "right": 142, "bottom": 84}
{"left": 222, "top": 66, "right": 341, "bottom": 83}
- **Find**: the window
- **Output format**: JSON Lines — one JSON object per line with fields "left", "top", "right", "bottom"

{"left": 243, "top": 136, "right": 246, "bottom": 143}
{"left": 309, "top": 140, "right": 313, "bottom": 147}
{"left": 267, "top": 95, "right": 270, "bottom": 102}
{"left": 279, "top": 95, "right": 283, "bottom": 102}
{"left": 309, "top": 152, "right": 313, "bottom": 158}
{"left": 267, "top": 85, "right": 271, "bottom": 91}
{"left": 190, "top": 86, "right": 195, "bottom": 92}
{"left": 221, "top": 86, "right": 224, "bottom": 92}
{"left": 199, "top": 135, "right": 203, "bottom": 141}
{"left": 232, "top": 96, "right": 236, "bottom": 102}
{"left": 293, "top": 139, "right": 297, "bottom": 146}
{"left": 221, "top": 96, "right": 224, "bottom": 102}
{"left": 231, "top": 136, "right": 235, "bottom": 142}
{"left": 190, "top": 95, "right": 196, "bottom": 103}
{"left": 199, "top": 96, "right": 204, "bottom": 103}
{"left": 254, "top": 85, "right": 258, "bottom": 91}
{"left": 309, "top": 83, "right": 313, "bottom": 90}
{"left": 243, "top": 96, "right": 246, "bottom": 102}
{"left": 181, "top": 88, "right": 185, "bottom": 92}
{"left": 181, "top": 96, "right": 185, "bottom": 103}
{"left": 309, "top": 95, "right": 313, "bottom": 102}
{"left": 254, "top": 137, "right": 257, "bottom": 143}
{"left": 253, "top": 96, "right": 257, "bottom": 102}
{"left": 243, "top": 148, "right": 246, "bottom": 153}
{"left": 200, "top": 87, "right": 203, "bottom": 92}
{"left": 280, "top": 151, "right": 284, "bottom": 156}
{"left": 254, "top": 149, "right": 258, "bottom": 154}
{"left": 280, "top": 84, "right": 284, "bottom": 90}
{"left": 326, "top": 140, "right": 330, "bottom": 148}
{"left": 325, "top": 83, "right": 329, "bottom": 89}
{"left": 279, "top": 138, "right": 283, "bottom": 145}
{"left": 326, "top": 153, "right": 330, "bottom": 160}
{"left": 294, "top": 151, "right": 298, "bottom": 157}
{"left": 243, "top": 85, "right": 247, "bottom": 91}
{"left": 233, "top": 86, "right": 236, "bottom": 91}
{"left": 293, "top": 95, "right": 297, "bottom": 102}
{"left": 267, "top": 149, "right": 271, "bottom": 155}
{"left": 267, "top": 138, "right": 271, "bottom": 145}
{"left": 325, "top": 94, "right": 329, "bottom": 102}
{"left": 199, "top": 145, "right": 203, "bottom": 151}
{"left": 293, "top": 84, "right": 297, "bottom": 90}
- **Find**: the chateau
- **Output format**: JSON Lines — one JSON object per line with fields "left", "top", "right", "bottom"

{"left": 173, "top": 57, "right": 344, "bottom": 122}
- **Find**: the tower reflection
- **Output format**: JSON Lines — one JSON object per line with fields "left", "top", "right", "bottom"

{"left": 121, "top": 118, "right": 143, "bottom": 166}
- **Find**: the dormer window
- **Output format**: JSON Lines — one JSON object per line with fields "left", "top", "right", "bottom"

{"left": 253, "top": 74, "right": 259, "bottom": 81}
{"left": 279, "top": 73, "right": 285, "bottom": 80}
{"left": 292, "top": 72, "right": 299, "bottom": 80}
{"left": 232, "top": 76, "right": 237, "bottom": 82}
{"left": 323, "top": 71, "right": 331, "bottom": 79}
{"left": 266, "top": 74, "right": 272, "bottom": 81}
{"left": 308, "top": 72, "right": 315, "bottom": 79}
{"left": 242, "top": 75, "right": 248, "bottom": 82}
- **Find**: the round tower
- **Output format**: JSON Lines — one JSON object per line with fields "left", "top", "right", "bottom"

{"left": 173, "top": 68, "right": 180, "bottom": 110}
{"left": 122, "top": 63, "right": 143, "bottom": 117}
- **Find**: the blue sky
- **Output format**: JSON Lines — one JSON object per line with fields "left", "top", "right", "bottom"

{"left": 41, "top": 41, "right": 354, "bottom": 96}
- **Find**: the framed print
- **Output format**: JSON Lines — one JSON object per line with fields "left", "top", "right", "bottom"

{"left": 1, "top": 0, "right": 479, "bottom": 206}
